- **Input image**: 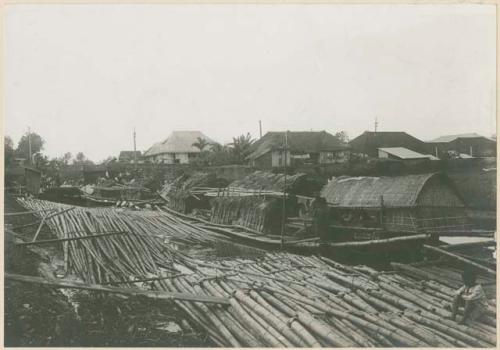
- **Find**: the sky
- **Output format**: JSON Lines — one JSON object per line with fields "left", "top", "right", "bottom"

{"left": 4, "top": 4, "right": 496, "bottom": 162}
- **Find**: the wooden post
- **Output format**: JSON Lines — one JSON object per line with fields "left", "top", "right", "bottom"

{"left": 31, "top": 216, "right": 47, "bottom": 242}
{"left": 379, "top": 195, "right": 386, "bottom": 231}
{"left": 281, "top": 131, "right": 288, "bottom": 249}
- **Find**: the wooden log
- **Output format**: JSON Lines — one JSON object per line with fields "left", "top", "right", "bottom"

{"left": 423, "top": 244, "right": 496, "bottom": 276}
{"left": 234, "top": 289, "right": 305, "bottom": 347}
{"left": 263, "top": 285, "right": 425, "bottom": 346}
{"left": 258, "top": 291, "right": 321, "bottom": 347}
{"left": 295, "top": 312, "right": 356, "bottom": 347}
{"left": 295, "top": 234, "right": 430, "bottom": 248}
{"left": 6, "top": 273, "right": 230, "bottom": 305}
{"left": 5, "top": 208, "right": 56, "bottom": 216}
{"left": 390, "top": 262, "right": 457, "bottom": 288}
{"left": 355, "top": 289, "right": 401, "bottom": 313}
{"left": 15, "top": 231, "right": 129, "bottom": 247}
{"left": 441, "top": 240, "right": 496, "bottom": 251}
{"left": 404, "top": 311, "right": 489, "bottom": 347}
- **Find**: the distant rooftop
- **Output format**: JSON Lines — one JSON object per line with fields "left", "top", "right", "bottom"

{"left": 378, "top": 147, "right": 431, "bottom": 160}
{"left": 144, "top": 131, "right": 215, "bottom": 156}
{"left": 429, "top": 133, "right": 495, "bottom": 143}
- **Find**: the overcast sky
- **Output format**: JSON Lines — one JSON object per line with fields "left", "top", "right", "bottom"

{"left": 4, "top": 4, "right": 496, "bottom": 162}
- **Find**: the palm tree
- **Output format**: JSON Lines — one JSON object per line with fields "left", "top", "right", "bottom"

{"left": 230, "top": 133, "right": 255, "bottom": 164}
{"left": 192, "top": 137, "right": 210, "bottom": 152}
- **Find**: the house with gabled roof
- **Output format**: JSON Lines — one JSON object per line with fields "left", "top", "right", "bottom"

{"left": 144, "top": 131, "right": 215, "bottom": 164}
{"left": 246, "top": 131, "right": 350, "bottom": 169}
{"left": 427, "top": 133, "right": 496, "bottom": 158}
{"left": 349, "top": 131, "right": 428, "bottom": 158}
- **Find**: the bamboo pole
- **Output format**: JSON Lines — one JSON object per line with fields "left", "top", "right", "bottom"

{"left": 16, "top": 231, "right": 129, "bottom": 246}
{"left": 6, "top": 273, "right": 229, "bottom": 304}
{"left": 422, "top": 244, "right": 496, "bottom": 276}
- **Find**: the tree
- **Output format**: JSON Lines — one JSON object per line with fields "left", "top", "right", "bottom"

{"left": 4, "top": 136, "right": 15, "bottom": 165}
{"left": 62, "top": 152, "right": 72, "bottom": 165}
{"left": 15, "top": 131, "right": 45, "bottom": 162}
{"left": 230, "top": 133, "right": 255, "bottom": 164}
{"left": 73, "top": 152, "right": 94, "bottom": 167}
{"left": 192, "top": 137, "right": 210, "bottom": 152}
{"left": 334, "top": 131, "right": 349, "bottom": 144}
{"left": 33, "top": 153, "right": 49, "bottom": 169}
{"left": 75, "top": 152, "right": 86, "bottom": 162}
{"left": 207, "top": 142, "right": 236, "bottom": 166}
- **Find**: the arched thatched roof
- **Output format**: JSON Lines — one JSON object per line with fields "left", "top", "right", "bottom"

{"left": 321, "top": 173, "right": 462, "bottom": 208}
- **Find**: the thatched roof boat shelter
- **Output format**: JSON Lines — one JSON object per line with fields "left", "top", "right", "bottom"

{"left": 321, "top": 173, "right": 468, "bottom": 233}
{"left": 209, "top": 171, "right": 323, "bottom": 234}
{"left": 228, "top": 170, "right": 322, "bottom": 196}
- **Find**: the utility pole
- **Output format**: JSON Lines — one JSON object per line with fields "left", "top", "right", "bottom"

{"left": 259, "top": 120, "right": 262, "bottom": 139}
{"left": 133, "top": 128, "right": 137, "bottom": 171}
{"left": 374, "top": 117, "right": 378, "bottom": 132}
{"left": 27, "top": 127, "right": 32, "bottom": 166}
{"left": 281, "top": 130, "right": 288, "bottom": 249}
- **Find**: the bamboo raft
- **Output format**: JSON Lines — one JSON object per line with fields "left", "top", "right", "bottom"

{"left": 11, "top": 198, "right": 497, "bottom": 347}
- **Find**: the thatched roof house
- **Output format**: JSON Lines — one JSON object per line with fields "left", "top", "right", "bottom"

{"left": 321, "top": 173, "right": 468, "bottom": 233}
{"left": 144, "top": 131, "right": 215, "bottom": 164}
{"left": 247, "top": 131, "right": 349, "bottom": 168}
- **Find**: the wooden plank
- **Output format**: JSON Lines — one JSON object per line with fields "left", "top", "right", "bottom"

{"left": 422, "top": 244, "right": 496, "bottom": 276}
{"left": 5, "top": 273, "right": 230, "bottom": 305}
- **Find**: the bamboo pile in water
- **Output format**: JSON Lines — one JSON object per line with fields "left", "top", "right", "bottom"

{"left": 14, "top": 198, "right": 497, "bottom": 348}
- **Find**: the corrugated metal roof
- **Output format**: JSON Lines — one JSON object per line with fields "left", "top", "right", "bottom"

{"left": 378, "top": 147, "right": 430, "bottom": 160}
{"left": 144, "top": 131, "right": 215, "bottom": 156}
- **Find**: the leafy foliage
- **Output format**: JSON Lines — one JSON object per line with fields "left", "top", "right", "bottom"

{"left": 4, "top": 136, "right": 15, "bottom": 165}
{"left": 192, "top": 137, "right": 210, "bottom": 152}
{"left": 334, "top": 131, "right": 349, "bottom": 143}
{"left": 15, "top": 132, "right": 45, "bottom": 162}
{"left": 229, "top": 133, "right": 255, "bottom": 164}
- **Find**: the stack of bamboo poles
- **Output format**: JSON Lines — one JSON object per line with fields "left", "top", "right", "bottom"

{"left": 14, "top": 198, "right": 497, "bottom": 347}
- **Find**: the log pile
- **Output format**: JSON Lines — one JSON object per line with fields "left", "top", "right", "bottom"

{"left": 13, "top": 198, "right": 497, "bottom": 347}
